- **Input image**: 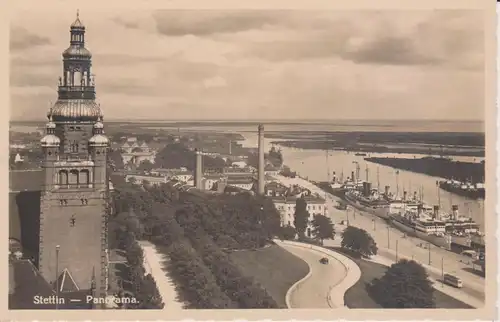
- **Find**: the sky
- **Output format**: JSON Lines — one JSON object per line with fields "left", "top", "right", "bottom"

{"left": 9, "top": 8, "right": 485, "bottom": 121}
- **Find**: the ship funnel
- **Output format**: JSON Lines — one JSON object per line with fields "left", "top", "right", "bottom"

{"left": 351, "top": 171, "right": 355, "bottom": 183}
{"left": 363, "top": 182, "right": 372, "bottom": 197}
{"left": 417, "top": 204, "right": 423, "bottom": 216}
{"left": 384, "top": 185, "right": 390, "bottom": 196}
{"left": 195, "top": 149, "right": 203, "bottom": 190}
{"left": 258, "top": 124, "right": 265, "bottom": 195}
{"left": 452, "top": 205, "right": 459, "bottom": 220}
{"left": 433, "top": 205, "right": 439, "bottom": 220}
{"left": 403, "top": 191, "right": 408, "bottom": 201}
{"left": 413, "top": 191, "right": 418, "bottom": 200}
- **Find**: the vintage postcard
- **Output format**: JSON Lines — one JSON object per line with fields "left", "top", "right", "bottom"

{"left": 3, "top": 0, "right": 497, "bottom": 320}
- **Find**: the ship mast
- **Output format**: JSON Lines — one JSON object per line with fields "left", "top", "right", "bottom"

{"left": 395, "top": 170, "right": 400, "bottom": 199}
{"left": 377, "top": 166, "right": 380, "bottom": 193}
{"left": 326, "top": 149, "right": 330, "bottom": 183}
{"left": 436, "top": 180, "right": 441, "bottom": 208}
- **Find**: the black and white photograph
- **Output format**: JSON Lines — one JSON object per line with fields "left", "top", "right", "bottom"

{"left": 6, "top": 1, "right": 496, "bottom": 320}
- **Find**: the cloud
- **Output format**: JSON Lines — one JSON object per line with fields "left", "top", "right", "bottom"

{"left": 10, "top": 26, "right": 52, "bottom": 51}
{"left": 9, "top": 9, "right": 486, "bottom": 121}
{"left": 151, "top": 11, "right": 281, "bottom": 36}
{"left": 203, "top": 76, "right": 227, "bottom": 88}
{"left": 344, "top": 36, "right": 441, "bottom": 66}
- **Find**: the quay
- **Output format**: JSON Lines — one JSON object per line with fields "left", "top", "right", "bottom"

{"left": 273, "top": 174, "right": 485, "bottom": 306}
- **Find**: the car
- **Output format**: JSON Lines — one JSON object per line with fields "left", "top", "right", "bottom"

{"left": 319, "top": 257, "right": 329, "bottom": 264}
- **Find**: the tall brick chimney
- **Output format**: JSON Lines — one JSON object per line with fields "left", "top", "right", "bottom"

{"left": 258, "top": 124, "right": 265, "bottom": 195}
{"left": 195, "top": 148, "right": 203, "bottom": 190}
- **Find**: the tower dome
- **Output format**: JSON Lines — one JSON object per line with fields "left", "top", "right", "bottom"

{"left": 51, "top": 100, "right": 102, "bottom": 122}
{"left": 41, "top": 134, "right": 61, "bottom": 147}
{"left": 93, "top": 118, "right": 104, "bottom": 130}
{"left": 89, "top": 134, "right": 109, "bottom": 146}
{"left": 41, "top": 113, "right": 60, "bottom": 147}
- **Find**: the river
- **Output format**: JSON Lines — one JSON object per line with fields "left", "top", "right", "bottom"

{"left": 240, "top": 133, "right": 485, "bottom": 231}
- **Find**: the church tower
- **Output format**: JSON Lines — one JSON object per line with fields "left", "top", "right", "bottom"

{"left": 38, "top": 11, "right": 110, "bottom": 304}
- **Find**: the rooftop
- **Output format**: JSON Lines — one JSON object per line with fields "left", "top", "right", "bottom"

{"left": 10, "top": 170, "right": 43, "bottom": 192}
{"left": 271, "top": 195, "right": 326, "bottom": 204}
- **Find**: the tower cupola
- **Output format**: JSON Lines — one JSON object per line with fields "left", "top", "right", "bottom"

{"left": 40, "top": 114, "right": 61, "bottom": 147}
{"left": 52, "top": 10, "right": 101, "bottom": 123}
{"left": 89, "top": 117, "right": 109, "bottom": 147}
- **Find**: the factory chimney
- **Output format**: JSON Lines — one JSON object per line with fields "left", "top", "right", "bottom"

{"left": 258, "top": 124, "right": 265, "bottom": 195}
{"left": 452, "top": 205, "right": 459, "bottom": 220}
{"left": 195, "top": 148, "right": 203, "bottom": 190}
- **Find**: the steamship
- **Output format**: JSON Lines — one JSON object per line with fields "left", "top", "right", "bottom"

{"left": 343, "top": 181, "right": 391, "bottom": 219}
{"left": 439, "top": 179, "right": 485, "bottom": 200}
{"left": 389, "top": 204, "right": 484, "bottom": 250}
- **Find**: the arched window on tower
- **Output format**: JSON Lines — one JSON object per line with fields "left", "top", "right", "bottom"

{"left": 69, "top": 170, "right": 79, "bottom": 187}
{"left": 70, "top": 140, "right": 79, "bottom": 153}
{"left": 79, "top": 169, "right": 90, "bottom": 186}
{"left": 59, "top": 170, "right": 69, "bottom": 188}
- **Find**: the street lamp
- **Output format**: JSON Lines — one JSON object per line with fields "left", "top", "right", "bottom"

{"left": 55, "top": 245, "right": 60, "bottom": 310}
{"left": 427, "top": 242, "right": 431, "bottom": 265}
{"left": 396, "top": 239, "right": 399, "bottom": 262}
{"left": 386, "top": 225, "right": 390, "bottom": 248}
{"left": 441, "top": 257, "right": 444, "bottom": 288}
{"left": 258, "top": 206, "right": 264, "bottom": 248}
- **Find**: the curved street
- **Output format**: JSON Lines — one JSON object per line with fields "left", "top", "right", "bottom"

{"left": 278, "top": 243, "right": 348, "bottom": 308}
{"left": 276, "top": 175, "right": 485, "bottom": 307}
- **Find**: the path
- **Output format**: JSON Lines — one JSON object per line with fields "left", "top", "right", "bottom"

{"left": 275, "top": 240, "right": 361, "bottom": 309}
{"left": 275, "top": 175, "right": 485, "bottom": 306}
{"left": 139, "top": 240, "right": 184, "bottom": 311}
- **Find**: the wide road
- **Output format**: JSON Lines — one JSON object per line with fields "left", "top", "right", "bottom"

{"left": 139, "top": 241, "right": 185, "bottom": 311}
{"left": 276, "top": 175, "right": 485, "bottom": 305}
{"left": 280, "top": 243, "right": 347, "bottom": 308}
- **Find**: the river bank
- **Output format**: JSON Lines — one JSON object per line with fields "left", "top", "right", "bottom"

{"left": 365, "top": 156, "right": 485, "bottom": 184}
{"left": 271, "top": 140, "right": 484, "bottom": 158}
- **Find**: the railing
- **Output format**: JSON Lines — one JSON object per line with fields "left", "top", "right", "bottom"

{"left": 55, "top": 183, "right": 94, "bottom": 189}
{"left": 58, "top": 85, "right": 95, "bottom": 92}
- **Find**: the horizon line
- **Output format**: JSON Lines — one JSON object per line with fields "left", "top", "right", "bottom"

{"left": 10, "top": 118, "right": 485, "bottom": 123}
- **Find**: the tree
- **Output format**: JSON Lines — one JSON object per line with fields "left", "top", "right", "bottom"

{"left": 340, "top": 226, "right": 377, "bottom": 258}
{"left": 293, "top": 197, "right": 309, "bottom": 238}
{"left": 278, "top": 225, "right": 296, "bottom": 240}
{"left": 109, "top": 149, "right": 125, "bottom": 169}
{"left": 368, "top": 259, "right": 435, "bottom": 308}
{"left": 311, "top": 214, "right": 335, "bottom": 245}
{"left": 137, "top": 160, "right": 154, "bottom": 171}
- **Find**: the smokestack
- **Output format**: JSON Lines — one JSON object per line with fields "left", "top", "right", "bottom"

{"left": 229, "top": 140, "right": 232, "bottom": 155}
{"left": 413, "top": 191, "right": 417, "bottom": 201}
{"left": 403, "top": 191, "right": 408, "bottom": 201}
{"left": 418, "top": 204, "right": 424, "bottom": 216}
{"left": 351, "top": 171, "right": 355, "bottom": 183}
{"left": 195, "top": 149, "right": 203, "bottom": 190}
{"left": 452, "top": 205, "right": 459, "bottom": 220}
{"left": 384, "top": 185, "right": 390, "bottom": 196}
{"left": 433, "top": 205, "right": 439, "bottom": 220}
{"left": 258, "top": 124, "right": 265, "bottom": 195}
{"left": 364, "top": 182, "right": 372, "bottom": 197}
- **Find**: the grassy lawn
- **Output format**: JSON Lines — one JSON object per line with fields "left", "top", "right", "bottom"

{"left": 330, "top": 247, "right": 473, "bottom": 309}
{"left": 229, "top": 244, "right": 310, "bottom": 308}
